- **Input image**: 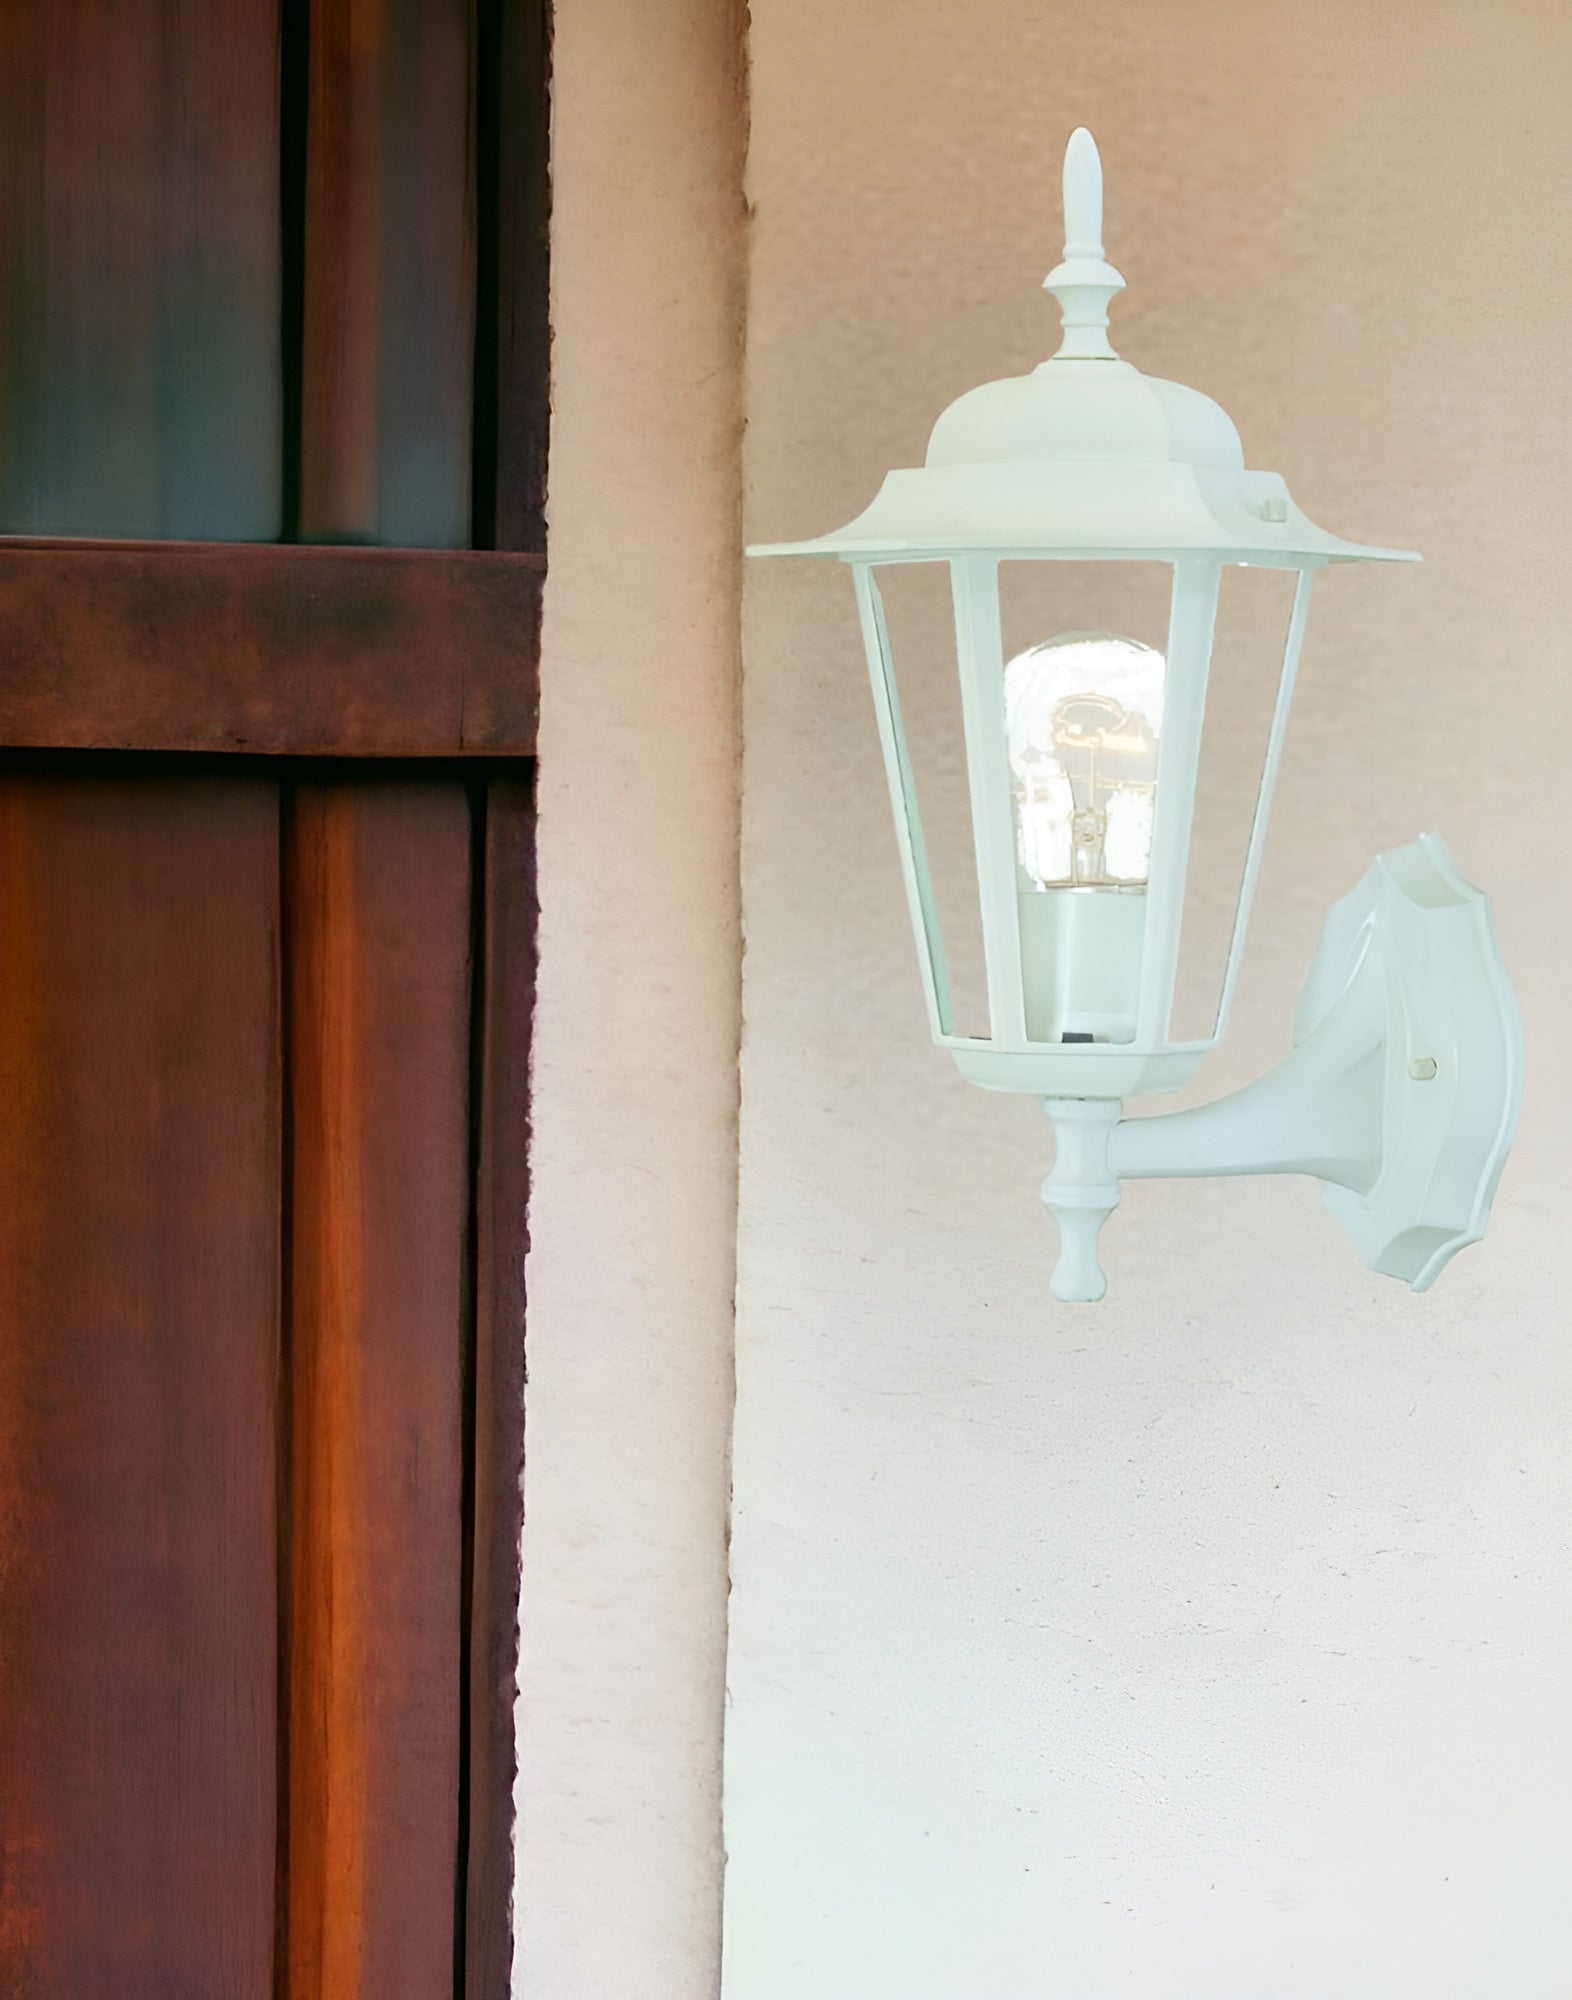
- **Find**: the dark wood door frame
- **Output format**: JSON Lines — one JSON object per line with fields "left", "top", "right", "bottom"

{"left": 0, "top": 0, "right": 548, "bottom": 1985}
{"left": 0, "top": 543, "right": 541, "bottom": 759}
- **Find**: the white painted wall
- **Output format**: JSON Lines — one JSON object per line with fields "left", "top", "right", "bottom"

{"left": 515, "top": 1, "right": 745, "bottom": 1994}
{"left": 727, "top": 5, "right": 1572, "bottom": 1996}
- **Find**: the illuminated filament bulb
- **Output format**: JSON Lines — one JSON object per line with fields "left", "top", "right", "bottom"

{"left": 1003, "top": 633, "right": 1164, "bottom": 1044}
{"left": 1005, "top": 633, "right": 1163, "bottom": 887}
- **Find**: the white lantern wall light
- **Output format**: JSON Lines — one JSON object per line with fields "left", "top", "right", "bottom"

{"left": 751, "top": 129, "right": 1522, "bottom": 1302}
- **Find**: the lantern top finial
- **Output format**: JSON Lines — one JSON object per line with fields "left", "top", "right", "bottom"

{"left": 1044, "top": 127, "right": 1125, "bottom": 361}
{"left": 746, "top": 126, "right": 1418, "bottom": 567}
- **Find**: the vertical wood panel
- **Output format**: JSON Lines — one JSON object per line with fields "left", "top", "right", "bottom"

{"left": 464, "top": 774, "right": 536, "bottom": 1998}
{"left": 0, "top": 772, "right": 281, "bottom": 1999}
{"left": 285, "top": 779, "right": 472, "bottom": 2000}
{"left": 300, "top": 0, "right": 475, "bottom": 547}
{"left": 0, "top": 0, "right": 282, "bottom": 539}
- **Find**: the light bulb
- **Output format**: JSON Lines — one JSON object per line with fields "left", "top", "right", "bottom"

{"left": 1003, "top": 633, "right": 1164, "bottom": 1043}
{"left": 1004, "top": 633, "right": 1163, "bottom": 887}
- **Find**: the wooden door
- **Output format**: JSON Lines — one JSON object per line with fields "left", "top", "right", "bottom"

{"left": 0, "top": 6, "right": 547, "bottom": 1997}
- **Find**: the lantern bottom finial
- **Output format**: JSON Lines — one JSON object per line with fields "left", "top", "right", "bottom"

{"left": 1040, "top": 1098, "right": 1120, "bottom": 1303}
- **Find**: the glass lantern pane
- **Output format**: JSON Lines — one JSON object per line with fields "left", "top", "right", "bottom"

{"left": 1169, "top": 564, "right": 1302, "bottom": 1043}
{"left": 999, "top": 563, "right": 1173, "bottom": 1045}
{"left": 872, "top": 561, "right": 990, "bottom": 1039}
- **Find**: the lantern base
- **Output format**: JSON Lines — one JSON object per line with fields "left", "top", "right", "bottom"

{"left": 1039, "top": 835, "right": 1521, "bottom": 1302}
{"left": 954, "top": 1041, "right": 1205, "bottom": 1100}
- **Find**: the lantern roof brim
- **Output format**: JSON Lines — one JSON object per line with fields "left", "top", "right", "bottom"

{"left": 747, "top": 454, "right": 1418, "bottom": 566}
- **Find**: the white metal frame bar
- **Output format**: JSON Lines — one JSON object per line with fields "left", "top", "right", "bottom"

{"left": 1134, "top": 558, "right": 1221, "bottom": 1047}
{"left": 950, "top": 555, "right": 1027, "bottom": 1046}
{"left": 852, "top": 562, "right": 953, "bottom": 1037}
{"left": 1210, "top": 564, "right": 1318, "bottom": 1040}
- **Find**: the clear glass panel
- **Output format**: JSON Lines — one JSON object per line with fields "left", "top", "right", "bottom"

{"left": 999, "top": 563, "right": 1173, "bottom": 1045}
{"left": 873, "top": 561, "right": 989, "bottom": 1039}
{"left": 861, "top": 561, "right": 1289, "bottom": 1054}
{"left": 1169, "top": 563, "right": 1301, "bottom": 1043}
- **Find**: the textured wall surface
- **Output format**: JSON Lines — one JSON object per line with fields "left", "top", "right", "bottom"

{"left": 515, "top": 1, "right": 745, "bottom": 1993}
{"left": 728, "top": 4, "right": 1572, "bottom": 1996}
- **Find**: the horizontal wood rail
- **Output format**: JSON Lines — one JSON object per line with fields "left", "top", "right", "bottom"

{"left": 0, "top": 540, "right": 542, "bottom": 757}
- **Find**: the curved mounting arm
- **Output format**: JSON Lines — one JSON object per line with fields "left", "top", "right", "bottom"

{"left": 1040, "top": 835, "right": 1522, "bottom": 1303}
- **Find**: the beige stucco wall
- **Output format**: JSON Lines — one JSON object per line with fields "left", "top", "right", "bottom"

{"left": 515, "top": 1, "right": 745, "bottom": 1994}
{"left": 728, "top": 4, "right": 1571, "bottom": 1997}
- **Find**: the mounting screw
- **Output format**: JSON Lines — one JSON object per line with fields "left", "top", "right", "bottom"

{"left": 1408, "top": 1055, "right": 1439, "bottom": 1081}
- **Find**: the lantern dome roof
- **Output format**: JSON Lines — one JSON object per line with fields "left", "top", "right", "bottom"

{"left": 750, "top": 129, "right": 1417, "bottom": 568}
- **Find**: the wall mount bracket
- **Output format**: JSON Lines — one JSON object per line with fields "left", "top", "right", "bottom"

{"left": 1041, "top": 835, "right": 1523, "bottom": 1302}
